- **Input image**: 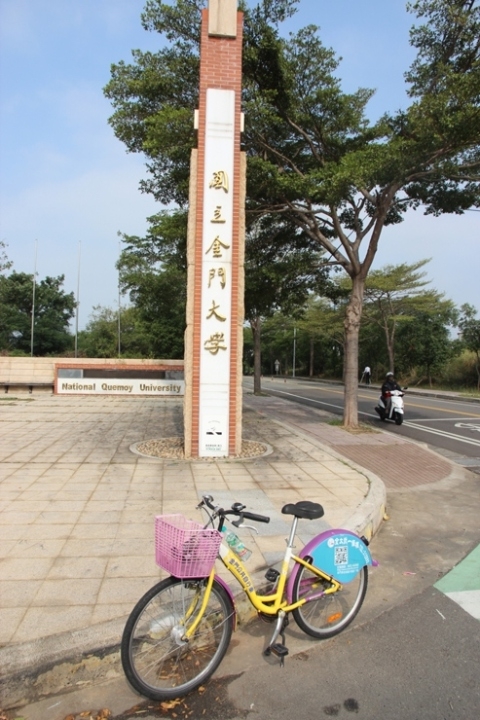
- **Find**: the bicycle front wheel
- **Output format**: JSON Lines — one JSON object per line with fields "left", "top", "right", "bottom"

{"left": 121, "top": 576, "right": 234, "bottom": 700}
{"left": 292, "top": 562, "right": 368, "bottom": 639}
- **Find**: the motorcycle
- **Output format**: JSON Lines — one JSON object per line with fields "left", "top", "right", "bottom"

{"left": 375, "top": 389, "right": 406, "bottom": 425}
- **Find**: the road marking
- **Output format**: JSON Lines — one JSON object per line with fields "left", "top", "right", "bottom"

{"left": 455, "top": 422, "right": 480, "bottom": 432}
{"left": 267, "top": 383, "right": 480, "bottom": 418}
{"left": 410, "top": 417, "right": 480, "bottom": 422}
{"left": 261, "top": 389, "right": 345, "bottom": 412}
{"left": 402, "top": 421, "right": 480, "bottom": 448}
{"left": 249, "top": 382, "right": 480, "bottom": 448}
{"left": 405, "top": 402, "right": 480, "bottom": 417}
{"left": 435, "top": 545, "right": 480, "bottom": 622}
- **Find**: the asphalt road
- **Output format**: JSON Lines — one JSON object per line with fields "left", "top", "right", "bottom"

{"left": 252, "top": 378, "right": 480, "bottom": 471}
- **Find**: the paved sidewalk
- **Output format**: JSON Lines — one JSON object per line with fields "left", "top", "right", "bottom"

{"left": 0, "top": 387, "right": 466, "bottom": 708}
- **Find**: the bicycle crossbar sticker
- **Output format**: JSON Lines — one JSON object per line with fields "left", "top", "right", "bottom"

{"left": 219, "top": 543, "right": 255, "bottom": 592}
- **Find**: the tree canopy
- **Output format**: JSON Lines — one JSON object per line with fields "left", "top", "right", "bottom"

{"left": 0, "top": 272, "right": 75, "bottom": 355}
{"left": 105, "top": 0, "right": 480, "bottom": 425}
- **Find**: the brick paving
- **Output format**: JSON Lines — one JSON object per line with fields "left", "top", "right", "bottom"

{"left": 0, "top": 386, "right": 469, "bottom": 708}
{"left": 243, "top": 392, "right": 456, "bottom": 490}
{"left": 331, "top": 444, "right": 453, "bottom": 489}
{"left": 0, "top": 393, "right": 384, "bottom": 648}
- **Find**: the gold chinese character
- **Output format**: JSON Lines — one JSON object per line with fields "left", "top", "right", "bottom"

{"left": 206, "top": 300, "right": 226, "bottom": 322}
{"left": 209, "top": 171, "right": 229, "bottom": 193}
{"left": 208, "top": 268, "right": 227, "bottom": 289}
{"left": 211, "top": 205, "right": 226, "bottom": 224}
{"left": 217, "top": 267, "right": 226, "bottom": 288}
{"left": 206, "top": 236, "right": 230, "bottom": 258}
{"left": 204, "top": 332, "right": 227, "bottom": 355}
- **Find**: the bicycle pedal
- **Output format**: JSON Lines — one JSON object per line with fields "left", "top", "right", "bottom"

{"left": 269, "top": 643, "right": 289, "bottom": 658}
{"left": 265, "top": 568, "right": 280, "bottom": 583}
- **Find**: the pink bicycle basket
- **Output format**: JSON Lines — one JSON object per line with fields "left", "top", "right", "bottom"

{"left": 155, "top": 514, "right": 222, "bottom": 578}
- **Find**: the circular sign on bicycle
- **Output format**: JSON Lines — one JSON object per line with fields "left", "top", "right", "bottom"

{"left": 310, "top": 531, "right": 372, "bottom": 583}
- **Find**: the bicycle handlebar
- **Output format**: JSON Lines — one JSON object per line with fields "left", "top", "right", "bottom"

{"left": 241, "top": 511, "right": 270, "bottom": 524}
{"left": 199, "top": 494, "right": 270, "bottom": 525}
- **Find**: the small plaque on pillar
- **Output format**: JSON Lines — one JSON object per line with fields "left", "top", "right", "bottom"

{"left": 208, "top": 0, "right": 237, "bottom": 38}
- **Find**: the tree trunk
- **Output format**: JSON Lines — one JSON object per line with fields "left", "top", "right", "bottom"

{"left": 251, "top": 316, "right": 262, "bottom": 395}
{"left": 385, "top": 324, "right": 395, "bottom": 374}
{"left": 343, "top": 275, "right": 365, "bottom": 428}
{"left": 309, "top": 337, "right": 314, "bottom": 377}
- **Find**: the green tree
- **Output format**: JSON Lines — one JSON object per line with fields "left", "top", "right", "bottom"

{"left": 297, "top": 296, "right": 346, "bottom": 378}
{"left": 243, "top": 0, "right": 480, "bottom": 424}
{"left": 117, "top": 212, "right": 187, "bottom": 359}
{"left": 105, "top": 0, "right": 480, "bottom": 427}
{"left": 458, "top": 304, "right": 480, "bottom": 389}
{"left": 396, "top": 305, "right": 457, "bottom": 385}
{"left": 78, "top": 306, "right": 120, "bottom": 358}
{"left": 0, "top": 241, "right": 12, "bottom": 275}
{"left": 245, "top": 215, "right": 326, "bottom": 393}
{"left": 0, "top": 272, "right": 75, "bottom": 355}
{"left": 360, "top": 260, "right": 453, "bottom": 374}
{"left": 79, "top": 305, "right": 155, "bottom": 358}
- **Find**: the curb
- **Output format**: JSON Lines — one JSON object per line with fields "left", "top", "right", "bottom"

{"left": 263, "top": 416, "right": 388, "bottom": 542}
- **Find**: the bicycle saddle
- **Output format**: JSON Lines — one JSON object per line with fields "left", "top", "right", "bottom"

{"left": 281, "top": 501, "right": 324, "bottom": 520}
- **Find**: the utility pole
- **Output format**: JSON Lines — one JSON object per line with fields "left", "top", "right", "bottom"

{"left": 117, "top": 240, "right": 121, "bottom": 358}
{"left": 74, "top": 240, "right": 81, "bottom": 358}
{"left": 30, "top": 240, "right": 37, "bottom": 357}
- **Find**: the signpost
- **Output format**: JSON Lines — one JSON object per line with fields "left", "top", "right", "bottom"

{"left": 184, "top": 0, "right": 245, "bottom": 458}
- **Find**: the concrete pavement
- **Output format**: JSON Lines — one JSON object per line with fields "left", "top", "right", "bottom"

{"left": 0, "top": 385, "right": 468, "bottom": 709}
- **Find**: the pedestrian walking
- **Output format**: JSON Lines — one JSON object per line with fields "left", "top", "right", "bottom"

{"left": 363, "top": 365, "right": 371, "bottom": 385}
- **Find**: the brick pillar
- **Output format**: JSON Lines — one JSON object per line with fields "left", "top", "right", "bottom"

{"left": 184, "top": 1, "right": 245, "bottom": 458}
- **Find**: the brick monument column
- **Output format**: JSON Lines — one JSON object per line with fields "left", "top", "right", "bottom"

{"left": 184, "top": 0, "right": 245, "bottom": 458}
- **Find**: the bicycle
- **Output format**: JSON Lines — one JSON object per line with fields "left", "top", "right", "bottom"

{"left": 121, "top": 493, "right": 376, "bottom": 700}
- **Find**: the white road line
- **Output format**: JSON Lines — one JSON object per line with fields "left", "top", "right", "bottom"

{"left": 260, "top": 388, "right": 345, "bottom": 412}
{"left": 409, "top": 417, "right": 480, "bottom": 423}
{"left": 402, "top": 421, "right": 480, "bottom": 448}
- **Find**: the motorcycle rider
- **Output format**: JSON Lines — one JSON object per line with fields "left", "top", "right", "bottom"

{"left": 381, "top": 371, "right": 402, "bottom": 416}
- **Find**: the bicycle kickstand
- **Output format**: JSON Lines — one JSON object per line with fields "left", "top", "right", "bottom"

{"left": 264, "top": 610, "right": 289, "bottom": 666}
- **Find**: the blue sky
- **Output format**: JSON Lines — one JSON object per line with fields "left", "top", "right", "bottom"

{"left": 0, "top": 0, "right": 478, "bottom": 331}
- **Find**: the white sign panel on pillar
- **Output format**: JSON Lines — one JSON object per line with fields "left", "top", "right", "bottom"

{"left": 199, "top": 88, "right": 235, "bottom": 456}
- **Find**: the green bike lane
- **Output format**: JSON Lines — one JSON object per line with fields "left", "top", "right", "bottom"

{"left": 435, "top": 543, "right": 480, "bottom": 621}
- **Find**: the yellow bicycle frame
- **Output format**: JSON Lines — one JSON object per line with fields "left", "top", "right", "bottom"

{"left": 183, "top": 539, "right": 342, "bottom": 639}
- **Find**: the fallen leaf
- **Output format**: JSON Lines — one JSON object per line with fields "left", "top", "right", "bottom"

{"left": 160, "top": 699, "right": 182, "bottom": 711}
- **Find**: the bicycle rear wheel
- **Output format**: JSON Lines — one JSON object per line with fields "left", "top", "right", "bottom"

{"left": 292, "top": 562, "right": 368, "bottom": 639}
{"left": 121, "top": 576, "right": 234, "bottom": 700}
